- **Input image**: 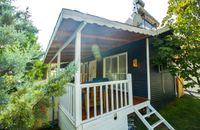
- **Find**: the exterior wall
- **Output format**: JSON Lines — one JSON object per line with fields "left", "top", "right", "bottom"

{"left": 59, "top": 107, "right": 76, "bottom": 130}
{"left": 149, "top": 66, "right": 176, "bottom": 109}
{"left": 82, "top": 107, "right": 132, "bottom": 130}
{"left": 149, "top": 39, "right": 176, "bottom": 109}
{"left": 93, "top": 39, "right": 148, "bottom": 98}
{"left": 59, "top": 103, "right": 133, "bottom": 130}
{"left": 83, "top": 38, "right": 176, "bottom": 108}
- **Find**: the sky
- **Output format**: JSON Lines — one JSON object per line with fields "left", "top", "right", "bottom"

{"left": 13, "top": 0, "right": 169, "bottom": 51}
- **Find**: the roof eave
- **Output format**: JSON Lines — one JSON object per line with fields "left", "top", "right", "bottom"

{"left": 61, "top": 9, "right": 156, "bottom": 36}
{"left": 44, "top": 8, "right": 162, "bottom": 62}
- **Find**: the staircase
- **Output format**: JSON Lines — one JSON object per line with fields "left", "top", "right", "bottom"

{"left": 134, "top": 101, "right": 175, "bottom": 130}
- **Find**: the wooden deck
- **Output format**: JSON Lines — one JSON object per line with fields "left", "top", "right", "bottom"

{"left": 133, "top": 96, "right": 147, "bottom": 105}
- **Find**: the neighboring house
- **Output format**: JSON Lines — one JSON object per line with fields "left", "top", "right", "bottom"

{"left": 126, "top": 0, "right": 159, "bottom": 29}
{"left": 44, "top": 4, "right": 176, "bottom": 130}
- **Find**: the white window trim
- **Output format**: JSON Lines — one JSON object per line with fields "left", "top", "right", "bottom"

{"left": 103, "top": 52, "right": 128, "bottom": 78}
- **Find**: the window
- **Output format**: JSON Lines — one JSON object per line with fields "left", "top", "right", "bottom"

{"left": 103, "top": 52, "right": 127, "bottom": 80}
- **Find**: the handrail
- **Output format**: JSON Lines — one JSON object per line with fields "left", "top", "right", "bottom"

{"left": 60, "top": 83, "right": 76, "bottom": 122}
{"left": 80, "top": 79, "right": 128, "bottom": 88}
{"left": 60, "top": 74, "right": 133, "bottom": 125}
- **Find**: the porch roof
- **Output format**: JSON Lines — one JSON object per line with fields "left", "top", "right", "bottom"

{"left": 44, "top": 9, "right": 157, "bottom": 63}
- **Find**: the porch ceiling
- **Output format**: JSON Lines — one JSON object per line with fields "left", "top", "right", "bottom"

{"left": 44, "top": 9, "right": 153, "bottom": 63}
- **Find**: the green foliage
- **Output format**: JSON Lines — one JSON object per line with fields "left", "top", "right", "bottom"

{"left": 0, "top": 26, "right": 25, "bottom": 47}
{"left": 153, "top": 0, "right": 200, "bottom": 89}
{"left": 25, "top": 60, "right": 49, "bottom": 81}
{"left": 0, "top": 62, "right": 76, "bottom": 130}
{"left": 0, "top": 99, "right": 34, "bottom": 130}
{"left": 44, "top": 62, "right": 77, "bottom": 97}
{"left": 0, "top": 45, "right": 30, "bottom": 76}
{"left": 0, "top": 0, "right": 14, "bottom": 26}
{"left": 0, "top": 0, "right": 77, "bottom": 129}
{"left": 33, "top": 97, "right": 50, "bottom": 120}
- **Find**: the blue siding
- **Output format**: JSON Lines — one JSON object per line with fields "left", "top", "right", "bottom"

{"left": 149, "top": 38, "right": 176, "bottom": 109}
{"left": 84, "top": 39, "right": 148, "bottom": 98}
{"left": 83, "top": 37, "right": 176, "bottom": 108}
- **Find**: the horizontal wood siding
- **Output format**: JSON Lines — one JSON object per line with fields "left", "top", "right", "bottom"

{"left": 149, "top": 39, "right": 176, "bottom": 109}
{"left": 127, "top": 40, "right": 147, "bottom": 98}
{"left": 84, "top": 39, "right": 148, "bottom": 98}
{"left": 106, "top": 39, "right": 147, "bottom": 98}
{"left": 59, "top": 107, "right": 76, "bottom": 130}
{"left": 83, "top": 37, "right": 176, "bottom": 109}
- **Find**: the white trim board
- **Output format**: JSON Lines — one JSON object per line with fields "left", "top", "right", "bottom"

{"left": 146, "top": 38, "right": 151, "bottom": 100}
{"left": 61, "top": 9, "right": 156, "bottom": 36}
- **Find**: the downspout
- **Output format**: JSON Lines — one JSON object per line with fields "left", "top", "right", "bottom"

{"left": 52, "top": 96, "right": 55, "bottom": 128}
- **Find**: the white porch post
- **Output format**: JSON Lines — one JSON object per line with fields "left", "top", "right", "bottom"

{"left": 146, "top": 38, "right": 151, "bottom": 100}
{"left": 75, "top": 30, "right": 82, "bottom": 127}
{"left": 127, "top": 74, "right": 133, "bottom": 105}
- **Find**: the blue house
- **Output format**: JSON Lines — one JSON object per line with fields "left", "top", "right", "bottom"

{"left": 44, "top": 2, "right": 176, "bottom": 130}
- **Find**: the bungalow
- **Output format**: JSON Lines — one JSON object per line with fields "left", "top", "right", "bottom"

{"left": 44, "top": 3, "right": 176, "bottom": 130}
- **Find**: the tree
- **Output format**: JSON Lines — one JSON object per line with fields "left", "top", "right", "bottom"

{"left": 153, "top": 0, "right": 200, "bottom": 91}
{"left": 0, "top": 0, "right": 76, "bottom": 129}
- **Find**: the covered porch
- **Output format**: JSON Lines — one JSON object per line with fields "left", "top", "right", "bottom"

{"left": 44, "top": 9, "right": 152, "bottom": 129}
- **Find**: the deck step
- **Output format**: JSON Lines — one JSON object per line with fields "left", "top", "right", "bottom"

{"left": 134, "top": 101, "right": 175, "bottom": 130}
{"left": 152, "top": 119, "right": 164, "bottom": 128}
{"left": 143, "top": 111, "right": 155, "bottom": 118}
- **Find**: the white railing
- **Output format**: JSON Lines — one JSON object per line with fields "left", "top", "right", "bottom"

{"left": 59, "top": 74, "right": 133, "bottom": 125}
{"left": 59, "top": 83, "right": 76, "bottom": 122}
{"left": 80, "top": 74, "right": 133, "bottom": 122}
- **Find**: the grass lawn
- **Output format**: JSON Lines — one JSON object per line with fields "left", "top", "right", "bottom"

{"left": 135, "top": 95, "right": 200, "bottom": 130}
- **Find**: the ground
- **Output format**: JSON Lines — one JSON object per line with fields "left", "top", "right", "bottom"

{"left": 40, "top": 126, "right": 60, "bottom": 130}
{"left": 135, "top": 95, "right": 200, "bottom": 130}
{"left": 44, "top": 95, "right": 200, "bottom": 130}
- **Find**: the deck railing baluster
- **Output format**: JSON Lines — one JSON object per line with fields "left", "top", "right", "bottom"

{"left": 111, "top": 84, "right": 114, "bottom": 111}
{"left": 106, "top": 85, "right": 109, "bottom": 113}
{"left": 69, "top": 85, "right": 72, "bottom": 115}
{"left": 120, "top": 83, "right": 123, "bottom": 108}
{"left": 67, "top": 86, "right": 69, "bottom": 112}
{"left": 116, "top": 83, "right": 119, "bottom": 109}
{"left": 78, "top": 77, "right": 132, "bottom": 122}
{"left": 100, "top": 85, "right": 103, "bottom": 115}
{"left": 94, "top": 86, "right": 97, "bottom": 117}
{"left": 87, "top": 87, "right": 90, "bottom": 119}
{"left": 124, "top": 83, "right": 127, "bottom": 106}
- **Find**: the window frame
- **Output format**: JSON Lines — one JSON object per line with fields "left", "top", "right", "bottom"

{"left": 103, "top": 52, "right": 128, "bottom": 79}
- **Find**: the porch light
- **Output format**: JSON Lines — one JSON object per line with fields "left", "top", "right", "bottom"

{"left": 132, "top": 58, "right": 139, "bottom": 68}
